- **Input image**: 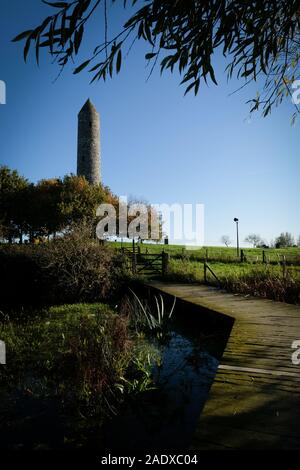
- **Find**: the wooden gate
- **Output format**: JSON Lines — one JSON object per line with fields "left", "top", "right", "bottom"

{"left": 120, "top": 247, "right": 169, "bottom": 277}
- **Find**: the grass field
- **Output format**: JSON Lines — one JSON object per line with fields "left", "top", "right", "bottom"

{"left": 112, "top": 241, "right": 300, "bottom": 264}
{"left": 110, "top": 241, "right": 300, "bottom": 304}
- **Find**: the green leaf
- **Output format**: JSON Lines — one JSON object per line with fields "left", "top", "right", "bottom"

{"left": 145, "top": 52, "right": 157, "bottom": 60}
{"left": 116, "top": 49, "right": 122, "bottom": 73}
{"left": 144, "top": 22, "right": 154, "bottom": 46}
{"left": 74, "top": 25, "right": 84, "bottom": 54}
{"left": 184, "top": 81, "right": 196, "bottom": 95}
{"left": 24, "top": 36, "right": 32, "bottom": 62}
{"left": 39, "top": 38, "right": 60, "bottom": 47}
{"left": 194, "top": 78, "right": 200, "bottom": 95}
{"left": 263, "top": 104, "right": 271, "bottom": 117}
{"left": 12, "top": 30, "right": 33, "bottom": 42}
{"left": 89, "top": 62, "right": 103, "bottom": 72}
{"left": 36, "top": 35, "right": 41, "bottom": 66}
{"left": 42, "top": 1, "right": 69, "bottom": 8}
{"left": 73, "top": 59, "right": 91, "bottom": 74}
{"left": 241, "top": 68, "right": 254, "bottom": 77}
{"left": 109, "top": 58, "right": 113, "bottom": 77}
{"left": 208, "top": 64, "right": 218, "bottom": 85}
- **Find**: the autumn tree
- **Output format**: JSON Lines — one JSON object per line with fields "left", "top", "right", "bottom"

{"left": 0, "top": 169, "right": 113, "bottom": 242}
{"left": 30, "top": 179, "right": 63, "bottom": 241}
{"left": 0, "top": 165, "right": 30, "bottom": 243}
{"left": 58, "top": 175, "right": 106, "bottom": 226}
{"left": 0, "top": 166, "right": 162, "bottom": 243}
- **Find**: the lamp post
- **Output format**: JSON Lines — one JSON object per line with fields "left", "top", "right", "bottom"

{"left": 234, "top": 218, "right": 239, "bottom": 258}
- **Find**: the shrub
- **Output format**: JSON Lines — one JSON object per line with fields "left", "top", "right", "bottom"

{"left": 0, "top": 244, "right": 46, "bottom": 307}
{"left": 42, "top": 224, "right": 127, "bottom": 304}
{"left": 0, "top": 223, "right": 128, "bottom": 307}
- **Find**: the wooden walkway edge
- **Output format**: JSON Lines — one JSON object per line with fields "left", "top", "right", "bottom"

{"left": 146, "top": 281, "right": 300, "bottom": 450}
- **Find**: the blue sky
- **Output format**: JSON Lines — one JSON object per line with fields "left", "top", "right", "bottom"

{"left": 0, "top": 0, "right": 299, "bottom": 246}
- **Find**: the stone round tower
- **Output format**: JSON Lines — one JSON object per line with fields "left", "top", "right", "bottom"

{"left": 77, "top": 99, "right": 101, "bottom": 185}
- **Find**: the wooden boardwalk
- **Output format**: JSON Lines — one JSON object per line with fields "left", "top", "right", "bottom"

{"left": 147, "top": 281, "right": 300, "bottom": 450}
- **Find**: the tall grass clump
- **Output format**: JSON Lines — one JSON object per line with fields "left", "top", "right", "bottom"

{"left": 164, "top": 259, "right": 200, "bottom": 283}
{"left": 119, "top": 289, "right": 176, "bottom": 339}
{"left": 222, "top": 265, "right": 300, "bottom": 304}
{"left": 165, "top": 259, "right": 300, "bottom": 304}
{"left": 0, "top": 304, "right": 132, "bottom": 418}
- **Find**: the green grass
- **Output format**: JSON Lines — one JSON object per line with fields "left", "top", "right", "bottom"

{"left": 111, "top": 241, "right": 300, "bottom": 264}
{"left": 167, "top": 259, "right": 300, "bottom": 281}
{"left": 165, "top": 259, "right": 300, "bottom": 304}
{"left": 110, "top": 242, "right": 300, "bottom": 304}
{"left": 48, "top": 302, "right": 114, "bottom": 317}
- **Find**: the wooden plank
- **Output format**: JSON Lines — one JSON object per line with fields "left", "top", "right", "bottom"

{"left": 146, "top": 281, "right": 300, "bottom": 449}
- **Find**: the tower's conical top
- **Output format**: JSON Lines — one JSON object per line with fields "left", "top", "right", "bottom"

{"left": 77, "top": 98, "right": 101, "bottom": 185}
{"left": 79, "top": 98, "right": 98, "bottom": 115}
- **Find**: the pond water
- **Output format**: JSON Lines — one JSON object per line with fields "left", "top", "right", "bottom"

{"left": 103, "top": 312, "right": 225, "bottom": 451}
{"left": 0, "top": 293, "right": 231, "bottom": 451}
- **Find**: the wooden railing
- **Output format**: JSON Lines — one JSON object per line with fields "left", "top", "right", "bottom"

{"left": 203, "top": 261, "right": 222, "bottom": 287}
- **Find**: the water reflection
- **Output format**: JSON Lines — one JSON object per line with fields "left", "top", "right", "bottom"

{"left": 104, "top": 320, "right": 220, "bottom": 451}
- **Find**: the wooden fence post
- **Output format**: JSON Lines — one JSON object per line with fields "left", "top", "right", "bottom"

{"left": 282, "top": 255, "right": 286, "bottom": 278}
{"left": 262, "top": 250, "right": 266, "bottom": 264}
{"left": 132, "top": 253, "right": 137, "bottom": 274}
{"left": 204, "top": 262, "right": 207, "bottom": 283}
{"left": 240, "top": 249, "right": 244, "bottom": 263}
{"left": 162, "top": 251, "right": 169, "bottom": 277}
